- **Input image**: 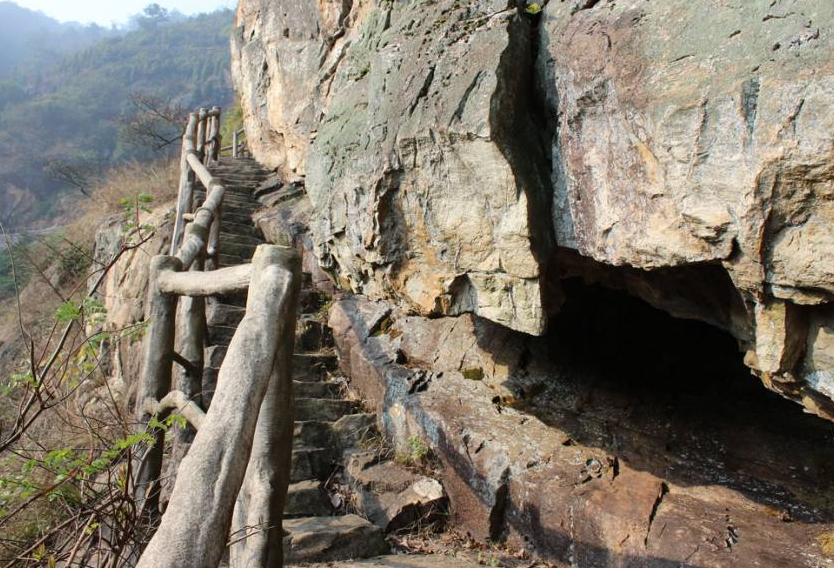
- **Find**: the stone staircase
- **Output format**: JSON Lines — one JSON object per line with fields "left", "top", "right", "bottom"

{"left": 195, "top": 157, "right": 389, "bottom": 564}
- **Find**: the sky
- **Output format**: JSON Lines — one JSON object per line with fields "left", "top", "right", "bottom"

{"left": 11, "top": 0, "right": 237, "bottom": 26}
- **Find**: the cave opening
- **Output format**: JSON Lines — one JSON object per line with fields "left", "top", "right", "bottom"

{"left": 519, "top": 276, "right": 834, "bottom": 521}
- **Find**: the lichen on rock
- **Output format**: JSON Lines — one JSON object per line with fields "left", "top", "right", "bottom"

{"left": 232, "top": 0, "right": 834, "bottom": 418}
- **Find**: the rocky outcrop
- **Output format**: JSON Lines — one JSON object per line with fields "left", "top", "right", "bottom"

{"left": 538, "top": 0, "right": 834, "bottom": 420}
{"left": 328, "top": 293, "right": 834, "bottom": 568}
{"left": 232, "top": 0, "right": 551, "bottom": 335}
{"left": 232, "top": 0, "right": 834, "bottom": 414}
{"left": 91, "top": 208, "right": 174, "bottom": 403}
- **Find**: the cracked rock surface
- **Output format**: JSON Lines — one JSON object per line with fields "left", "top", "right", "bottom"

{"left": 232, "top": 0, "right": 834, "bottom": 414}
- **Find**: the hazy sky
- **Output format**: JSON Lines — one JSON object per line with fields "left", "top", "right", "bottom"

{"left": 11, "top": 0, "right": 237, "bottom": 26}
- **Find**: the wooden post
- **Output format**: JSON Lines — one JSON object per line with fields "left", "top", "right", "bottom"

{"left": 210, "top": 106, "right": 221, "bottom": 162}
{"left": 135, "top": 255, "right": 183, "bottom": 517}
{"left": 196, "top": 108, "right": 207, "bottom": 164}
{"left": 135, "top": 246, "right": 301, "bottom": 568}
{"left": 207, "top": 203, "right": 222, "bottom": 271}
{"left": 232, "top": 129, "right": 239, "bottom": 159}
{"left": 229, "top": 252, "right": 299, "bottom": 567}
{"left": 166, "top": 256, "right": 207, "bottom": 485}
{"left": 170, "top": 113, "right": 199, "bottom": 256}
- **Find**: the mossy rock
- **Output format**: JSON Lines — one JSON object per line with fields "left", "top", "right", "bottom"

{"left": 461, "top": 367, "right": 484, "bottom": 381}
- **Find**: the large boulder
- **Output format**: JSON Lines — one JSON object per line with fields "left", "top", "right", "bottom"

{"left": 232, "top": 0, "right": 834, "bottom": 416}
{"left": 538, "top": 0, "right": 834, "bottom": 418}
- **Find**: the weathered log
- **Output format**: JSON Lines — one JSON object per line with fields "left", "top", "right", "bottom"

{"left": 142, "top": 390, "right": 206, "bottom": 431}
{"left": 157, "top": 263, "right": 252, "bottom": 296}
{"left": 196, "top": 108, "right": 207, "bottom": 162}
{"left": 170, "top": 113, "right": 199, "bottom": 255}
{"left": 135, "top": 245, "right": 301, "bottom": 568}
{"left": 134, "top": 255, "right": 182, "bottom": 516}
{"left": 176, "top": 216, "right": 210, "bottom": 271}
{"left": 207, "top": 202, "right": 222, "bottom": 270}
{"left": 168, "top": 259, "right": 207, "bottom": 480}
{"left": 209, "top": 106, "right": 221, "bottom": 162}
{"left": 229, "top": 255, "right": 299, "bottom": 567}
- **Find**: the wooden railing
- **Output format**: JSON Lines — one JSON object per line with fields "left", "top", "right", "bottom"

{"left": 134, "top": 106, "right": 300, "bottom": 568}
{"left": 221, "top": 127, "right": 249, "bottom": 159}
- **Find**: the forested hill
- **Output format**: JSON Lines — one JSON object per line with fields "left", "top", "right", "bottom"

{"left": 0, "top": 2, "right": 114, "bottom": 79}
{"left": 0, "top": 5, "right": 235, "bottom": 227}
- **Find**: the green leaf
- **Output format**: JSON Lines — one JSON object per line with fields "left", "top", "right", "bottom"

{"left": 56, "top": 301, "right": 81, "bottom": 323}
{"left": 524, "top": 2, "right": 542, "bottom": 14}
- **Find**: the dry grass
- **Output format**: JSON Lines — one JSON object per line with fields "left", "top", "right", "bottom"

{"left": 0, "top": 158, "right": 178, "bottom": 350}
{"left": 63, "top": 158, "right": 178, "bottom": 245}
{"left": 818, "top": 532, "right": 834, "bottom": 557}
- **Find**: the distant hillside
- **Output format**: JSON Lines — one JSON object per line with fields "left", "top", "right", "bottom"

{"left": 0, "top": 6, "right": 235, "bottom": 227}
{"left": 0, "top": 2, "right": 113, "bottom": 79}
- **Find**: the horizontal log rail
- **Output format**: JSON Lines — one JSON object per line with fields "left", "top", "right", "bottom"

{"left": 134, "top": 106, "right": 300, "bottom": 568}
{"left": 221, "top": 127, "right": 249, "bottom": 159}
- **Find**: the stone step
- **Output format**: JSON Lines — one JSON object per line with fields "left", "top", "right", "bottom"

{"left": 219, "top": 231, "right": 263, "bottom": 246}
{"left": 331, "top": 414, "right": 378, "bottom": 449}
{"left": 294, "top": 420, "right": 337, "bottom": 449}
{"left": 294, "top": 380, "right": 341, "bottom": 399}
{"left": 294, "top": 353, "right": 339, "bottom": 381}
{"left": 217, "top": 173, "right": 272, "bottom": 181}
{"left": 219, "top": 241, "right": 257, "bottom": 259}
{"left": 198, "top": 193, "right": 258, "bottom": 205}
{"left": 207, "top": 324, "right": 236, "bottom": 344}
{"left": 291, "top": 447, "right": 334, "bottom": 482}
{"left": 296, "top": 554, "right": 486, "bottom": 568}
{"left": 219, "top": 203, "right": 260, "bottom": 214}
{"left": 295, "top": 398, "right": 359, "bottom": 422}
{"left": 206, "top": 302, "right": 245, "bottom": 328}
{"left": 218, "top": 221, "right": 263, "bottom": 237}
{"left": 283, "top": 515, "right": 388, "bottom": 564}
{"left": 297, "top": 317, "right": 334, "bottom": 353}
{"left": 220, "top": 211, "right": 259, "bottom": 223}
{"left": 214, "top": 289, "right": 248, "bottom": 308}
{"left": 219, "top": 254, "right": 246, "bottom": 268}
{"left": 284, "top": 480, "right": 331, "bottom": 517}
{"left": 205, "top": 345, "right": 227, "bottom": 368}
{"left": 299, "top": 289, "right": 325, "bottom": 314}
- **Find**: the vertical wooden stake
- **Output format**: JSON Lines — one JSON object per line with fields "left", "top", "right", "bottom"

{"left": 135, "top": 255, "right": 182, "bottom": 517}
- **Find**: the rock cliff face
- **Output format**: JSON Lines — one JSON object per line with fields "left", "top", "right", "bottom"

{"left": 92, "top": 208, "right": 174, "bottom": 403}
{"left": 231, "top": 0, "right": 834, "bottom": 418}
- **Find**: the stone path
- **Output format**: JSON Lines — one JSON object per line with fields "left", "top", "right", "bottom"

{"left": 198, "top": 158, "right": 389, "bottom": 563}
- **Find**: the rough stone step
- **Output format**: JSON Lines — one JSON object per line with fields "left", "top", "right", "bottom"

{"left": 299, "top": 289, "right": 325, "bottom": 314}
{"left": 219, "top": 254, "right": 245, "bottom": 268}
{"left": 331, "top": 414, "right": 377, "bottom": 449}
{"left": 284, "top": 480, "right": 331, "bottom": 517}
{"left": 218, "top": 202, "right": 260, "bottom": 213}
{"left": 294, "top": 353, "right": 339, "bottom": 379}
{"left": 206, "top": 303, "right": 245, "bottom": 328}
{"left": 295, "top": 398, "right": 359, "bottom": 422}
{"left": 219, "top": 241, "right": 257, "bottom": 259}
{"left": 294, "top": 380, "right": 341, "bottom": 399}
{"left": 207, "top": 324, "right": 236, "bottom": 344}
{"left": 217, "top": 221, "right": 262, "bottom": 237}
{"left": 217, "top": 173, "right": 272, "bottom": 180}
{"left": 220, "top": 214, "right": 256, "bottom": 226}
{"left": 294, "top": 420, "right": 337, "bottom": 449}
{"left": 297, "top": 317, "right": 334, "bottom": 353}
{"left": 214, "top": 289, "right": 248, "bottom": 307}
{"left": 219, "top": 231, "right": 263, "bottom": 246}
{"left": 291, "top": 447, "right": 334, "bottom": 482}
{"left": 204, "top": 345, "right": 227, "bottom": 368}
{"left": 293, "top": 555, "right": 487, "bottom": 568}
{"left": 195, "top": 190, "right": 258, "bottom": 202}
{"left": 283, "top": 515, "right": 388, "bottom": 564}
